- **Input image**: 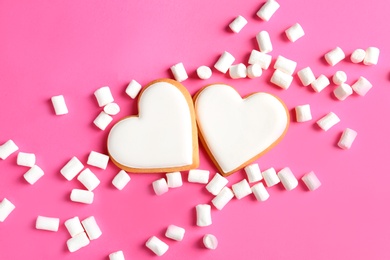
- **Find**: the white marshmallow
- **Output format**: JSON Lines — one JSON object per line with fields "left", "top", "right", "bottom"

{"left": 17, "top": 152, "right": 36, "bottom": 167}
{"left": 70, "top": 189, "right": 94, "bottom": 204}
{"left": 277, "top": 167, "right": 298, "bottom": 191}
{"left": 214, "top": 51, "right": 235, "bottom": 73}
{"left": 125, "top": 80, "right": 142, "bottom": 99}
{"left": 270, "top": 69, "right": 293, "bottom": 89}
{"left": 196, "top": 204, "right": 212, "bottom": 227}
{"left": 104, "top": 102, "right": 120, "bottom": 116}
{"left": 165, "top": 224, "right": 185, "bottom": 241}
{"left": 364, "top": 47, "right": 380, "bottom": 65}
{"left": 152, "top": 178, "right": 169, "bottom": 196}
{"left": 285, "top": 23, "right": 305, "bottom": 42}
{"left": 87, "top": 151, "right": 109, "bottom": 170}
{"left": 93, "top": 111, "right": 113, "bottom": 131}
{"left": 297, "top": 67, "right": 315, "bottom": 86}
{"left": 316, "top": 112, "right": 340, "bottom": 131}
{"left": 257, "top": 0, "right": 280, "bottom": 21}
{"left": 338, "top": 128, "right": 357, "bottom": 150}
{"left": 248, "top": 50, "right": 272, "bottom": 69}
{"left": 229, "top": 63, "right": 247, "bottom": 79}
{"left": 333, "top": 83, "right": 353, "bottom": 101}
{"left": 77, "top": 168, "right": 100, "bottom": 191}
{"left": 188, "top": 169, "right": 210, "bottom": 184}
{"left": 245, "top": 163, "right": 262, "bottom": 183}
{"left": 146, "top": 236, "right": 169, "bottom": 256}
{"left": 274, "top": 55, "right": 297, "bottom": 75}
{"left": 251, "top": 182, "right": 270, "bottom": 201}
{"left": 24, "top": 165, "right": 44, "bottom": 185}
{"left": 166, "top": 172, "right": 182, "bottom": 188}
{"left": 82, "top": 216, "right": 102, "bottom": 240}
{"left": 35, "top": 216, "right": 60, "bottom": 232}
{"left": 351, "top": 76, "right": 372, "bottom": 96}
{"left": 302, "top": 171, "right": 321, "bottom": 191}
{"left": 232, "top": 179, "right": 252, "bottom": 199}
{"left": 64, "top": 216, "right": 84, "bottom": 237}
{"left": 256, "top": 31, "right": 273, "bottom": 53}
{"left": 170, "top": 62, "right": 188, "bottom": 82}
{"left": 94, "top": 86, "right": 114, "bottom": 107}
{"left": 196, "top": 65, "right": 212, "bottom": 80}
{"left": 262, "top": 167, "right": 280, "bottom": 187}
{"left": 0, "top": 198, "right": 15, "bottom": 222}
{"left": 206, "top": 173, "right": 228, "bottom": 196}
{"left": 324, "top": 47, "right": 345, "bottom": 66}
{"left": 60, "top": 156, "right": 84, "bottom": 181}
{"left": 112, "top": 170, "right": 131, "bottom": 190}
{"left": 0, "top": 140, "right": 19, "bottom": 160}
{"left": 203, "top": 234, "right": 218, "bottom": 250}
{"left": 332, "top": 71, "right": 347, "bottom": 85}
{"left": 350, "top": 49, "right": 366, "bottom": 63}
{"left": 247, "top": 64, "right": 263, "bottom": 78}
{"left": 109, "top": 251, "right": 125, "bottom": 260}
{"left": 67, "top": 232, "right": 90, "bottom": 252}
{"left": 51, "top": 95, "right": 68, "bottom": 115}
{"left": 295, "top": 104, "right": 312, "bottom": 122}
{"left": 211, "top": 187, "right": 234, "bottom": 210}
{"left": 311, "top": 74, "right": 330, "bottom": 93}
{"left": 229, "top": 15, "right": 247, "bottom": 33}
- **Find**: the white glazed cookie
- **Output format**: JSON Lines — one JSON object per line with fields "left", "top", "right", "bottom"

{"left": 194, "top": 84, "right": 289, "bottom": 176}
{"left": 107, "top": 79, "right": 199, "bottom": 173}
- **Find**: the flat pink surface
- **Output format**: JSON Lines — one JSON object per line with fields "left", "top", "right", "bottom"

{"left": 1, "top": 0, "right": 390, "bottom": 259}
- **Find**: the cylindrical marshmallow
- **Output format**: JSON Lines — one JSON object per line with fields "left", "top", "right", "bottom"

{"left": 112, "top": 170, "right": 131, "bottom": 190}
{"left": 333, "top": 83, "right": 353, "bottom": 101}
{"left": 248, "top": 50, "right": 272, "bottom": 69}
{"left": 0, "top": 198, "right": 16, "bottom": 222}
{"left": 316, "top": 112, "right": 340, "bottom": 131}
{"left": 94, "top": 86, "right": 114, "bottom": 107}
{"left": 17, "top": 152, "right": 36, "bottom": 167}
{"left": 297, "top": 67, "right": 315, "bottom": 86}
{"left": 126, "top": 80, "right": 142, "bottom": 99}
{"left": 245, "top": 163, "right": 262, "bottom": 183}
{"left": 146, "top": 236, "right": 169, "bottom": 256}
{"left": 166, "top": 171, "right": 182, "bottom": 188}
{"left": 165, "top": 224, "right": 185, "bottom": 241}
{"left": 70, "top": 189, "right": 94, "bottom": 204}
{"left": 274, "top": 55, "right": 297, "bottom": 75}
{"left": 256, "top": 31, "right": 273, "bottom": 53}
{"left": 285, "top": 23, "right": 305, "bottom": 42}
{"left": 229, "top": 15, "right": 247, "bottom": 33}
{"left": 36, "top": 216, "right": 60, "bottom": 232}
{"left": 332, "top": 71, "right": 347, "bottom": 85}
{"left": 338, "top": 128, "right": 357, "bottom": 150}
{"left": 67, "top": 232, "right": 90, "bottom": 252}
{"left": 232, "top": 179, "right": 252, "bottom": 199}
{"left": 311, "top": 74, "right": 330, "bottom": 93}
{"left": 206, "top": 173, "right": 228, "bottom": 196}
{"left": 203, "top": 234, "right": 218, "bottom": 250}
{"left": 0, "top": 140, "right": 19, "bottom": 160}
{"left": 295, "top": 104, "right": 312, "bottom": 122}
{"left": 196, "top": 204, "right": 212, "bottom": 227}
{"left": 87, "top": 151, "right": 109, "bottom": 170}
{"left": 262, "top": 167, "right": 280, "bottom": 187}
{"left": 251, "top": 182, "right": 270, "bottom": 201}
{"left": 24, "top": 165, "right": 44, "bottom": 185}
{"left": 211, "top": 187, "right": 234, "bottom": 210}
{"left": 196, "top": 65, "right": 212, "bottom": 80}
{"left": 77, "top": 168, "right": 100, "bottom": 191}
{"left": 109, "top": 251, "right": 125, "bottom": 260}
{"left": 93, "top": 111, "right": 113, "bottom": 131}
{"left": 247, "top": 64, "right": 263, "bottom": 78}
{"left": 302, "top": 171, "right": 321, "bottom": 191}
{"left": 152, "top": 178, "right": 169, "bottom": 196}
{"left": 82, "top": 216, "right": 102, "bottom": 240}
{"left": 51, "top": 95, "right": 68, "bottom": 115}
{"left": 188, "top": 169, "right": 210, "bottom": 184}
{"left": 64, "top": 216, "right": 84, "bottom": 237}
{"left": 60, "top": 156, "right": 84, "bottom": 181}
{"left": 214, "top": 51, "right": 235, "bottom": 73}
{"left": 351, "top": 76, "right": 372, "bottom": 96}
{"left": 104, "top": 102, "right": 120, "bottom": 116}
{"left": 170, "top": 62, "right": 188, "bottom": 82}
{"left": 256, "top": 0, "right": 280, "bottom": 21}
{"left": 350, "top": 49, "right": 366, "bottom": 63}
{"left": 277, "top": 167, "right": 298, "bottom": 191}
{"left": 324, "top": 47, "right": 345, "bottom": 66}
{"left": 270, "top": 69, "right": 293, "bottom": 90}
{"left": 229, "top": 63, "right": 247, "bottom": 79}
{"left": 363, "top": 47, "right": 380, "bottom": 65}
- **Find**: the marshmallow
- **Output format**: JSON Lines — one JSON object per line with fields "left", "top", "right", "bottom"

{"left": 257, "top": 0, "right": 280, "bottom": 21}
{"left": 104, "top": 102, "right": 120, "bottom": 116}
{"left": 324, "top": 47, "right": 345, "bottom": 66}
{"left": 229, "top": 63, "right": 247, "bottom": 79}
{"left": 109, "top": 251, "right": 125, "bottom": 260}
{"left": 232, "top": 179, "right": 252, "bottom": 199}
{"left": 214, "top": 51, "right": 235, "bottom": 73}
{"left": 146, "top": 236, "right": 169, "bottom": 256}
{"left": 0, "top": 140, "right": 19, "bottom": 160}
{"left": 196, "top": 65, "right": 212, "bottom": 80}
{"left": 247, "top": 64, "right": 263, "bottom": 78}
{"left": 248, "top": 50, "right": 272, "bottom": 69}
{"left": 270, "top": 69, "right": 293, "bottom": 89}
{"left": 364, "top": 47, "right": 380, "bottom": 65}
{"left": 274, "top": 55, "right": 297, "bottom": 75}
{"left": 295, "top": 104, "right": 312, "bottom": 122}
{"left": 64, "top": 216, "right": 84, "bottom": 237}
{"left": 229, "top": 15, "right": 247, "bottom": 33}
{"left": 196, "top": 204, "right": 212, "bottom": 227}
{"left": 297, "top": 67, "right": 315, "bottom": 86}
{"left": 67, "top": 232, "right": 90, "bottom": 252}
{"left": 94, "top": 86, "right": 114, "bottom": 107}
{"left": 350, "top": 49, "right": 366, "bottom": 63}
{"left": 82, "top": 216, "right": 102, "bottom": 240}
{"left": 77, "top": 168, "right": 100, "bottom": 191}
{"left": 17, "top": 152, "right": 36, "bottom": 167}
{"left": 70, "top": 189, "right": 94, "bottom": 204}
{"left": 277, "top": 167, "right": 298, "bottom": 191}
{"left": 311, "top": 74, "right": 330, "bottom": 93}
{"left": 51, "top": 95, "right": 68, "bottom": 115}
{"left": 87, "top": 151, "right": 109, "bottom": 170}
{"left": 351, "top": 76, "right": 372, "bottom": 96}
{"left": 206, "top": 173, "right": 229, "bottom": 196}
{"left": 203, "top": 234, "right": 218, "bottom": 250}
{"left": 262, "top": 167, "right": 280, "bottom": 187}
{"left": 256, "top": 31, "right": 273, "bottom": 53}
{"left": 211, "top": 187, "right": 234, "bottom": 210}
{"left": 333, "top": 83, "right": 353, "bottom": 101}
{"left": 93, "top": 111, "right": 113, "bottom": 131}
{"left": 165, "top": 224, "right": 185, "bottom": 241}
{"left": 112, "top": 170, "right": 131, "bottom": 190}
{"left": 35, "top": 216, "right": 60, "bottom": 232}
{"left": 338, "top": 128, "right": 357, "bottom": 150}
{"left": 302, "top": 171, "right": 321, "bottom": 191}
{"left": 126, "top": 80, "right": 142, "bottom": 99}
{"left": 245, "top": 163, "right": 262, "bottom": 183}
{"left": 332, "top": 71, "right": 347, "bottom": 85}
{"left": 188, "top": 169, "right": 210, "bottom": 184}
{"left": 316, "top": 112, "right": 340, "bottom": 131}
{"left": 0, "top": 198, "right": 15, "bottom": 222}
{"left": 152, "top": 178, "right": 169, "bottom": 196}
{"left": 285, "top": 23, "right": 305, "bottom": 42}
{"left": 251, "top": 182, "right": 270, "bottom": 201}
{"left": 170, "top": 62, "right": 188, "bottom": 82}
{"left": 60, "top": 156, "right": 84, "bottom": 181}
{"left": 24, "top": 165, "right": 44, "bottom": 185}
{"left": 166, "top": 172, "right": 182, "bottom": 188}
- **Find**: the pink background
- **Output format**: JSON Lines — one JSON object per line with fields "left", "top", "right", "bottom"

{"left": 1, "top": 0, "right": 390, "bottom": 259}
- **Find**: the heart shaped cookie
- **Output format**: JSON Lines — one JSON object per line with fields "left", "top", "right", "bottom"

{"left": 194, "top": 84, "right": 289, "bottom": 176}
{"left": 107, "top": 79, "right": 199, "bottom": 173}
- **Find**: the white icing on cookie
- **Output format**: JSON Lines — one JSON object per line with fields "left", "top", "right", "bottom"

{"left": 195, "top": 84, "right": 289, "bottom": 175}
